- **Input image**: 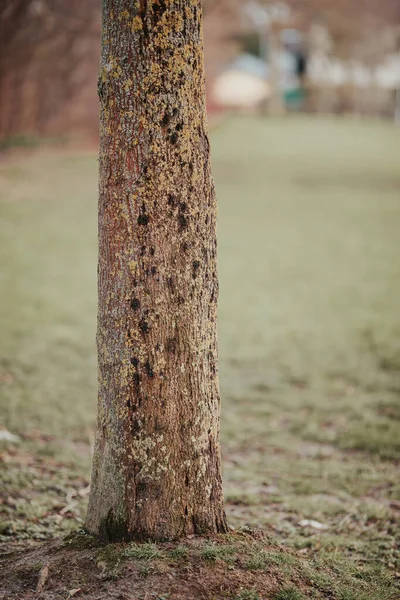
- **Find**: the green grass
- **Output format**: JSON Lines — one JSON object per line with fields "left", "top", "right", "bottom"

{"left": 272, "top": 588, "right": 306, "bottom": 600}
{"left": 168, "top": 545, "right": 189, "bottom": 559}
{"left": 245, "top": 549, "right": 294, "bottom": 571}
{"left": 124, "top": 542, "right": 164, "bottom": 560}
{"left": 235, "top": 591, "right": 260, "bottom": 600}
{"left": 1, "top": 116, "right": 400, "bottom": 598}
{"left": 200, "top": 541, "right": 235, "bottom": 562}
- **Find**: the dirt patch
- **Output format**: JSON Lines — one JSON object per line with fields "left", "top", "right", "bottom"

{"left": 2, "top": 529, "right": 397, "bottom": 600}
{"left": 1, "top": 532, "right": 298, "bottom": 600}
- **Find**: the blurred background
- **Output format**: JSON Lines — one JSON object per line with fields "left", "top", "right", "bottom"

{"left": 1, "top": 1, "right": 400, "bottom": 594}
{"left": 1, "top": 0, "right": 400, "bottom": 144}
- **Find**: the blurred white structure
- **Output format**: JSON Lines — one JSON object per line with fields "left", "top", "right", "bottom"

{"left": 308, "top": 53, "right": 400, "bottom": 90}
{"left": 213, "top": 67, "right": 271, "bottom": 109}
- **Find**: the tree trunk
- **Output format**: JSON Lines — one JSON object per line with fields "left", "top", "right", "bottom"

{"left": 85, "top": 0, "right": 228, "bottom": 542}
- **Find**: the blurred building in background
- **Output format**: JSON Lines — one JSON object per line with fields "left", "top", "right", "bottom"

{"left": 1, "top": 0, "right": 400, "bottom": 145}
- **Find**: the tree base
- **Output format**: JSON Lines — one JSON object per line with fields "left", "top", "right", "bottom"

{"left": 1, "top": 529, "right": 369, "bottom": 600}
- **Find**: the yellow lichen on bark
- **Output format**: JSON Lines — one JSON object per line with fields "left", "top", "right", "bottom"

{"left": 86, "top": 0, "right": 228, "bottom": 542}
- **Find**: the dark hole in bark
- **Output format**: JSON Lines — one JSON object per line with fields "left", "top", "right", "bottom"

{"left": 139, "top": 318, "right": 150, "bottom": 334}
{"left": 150, "top": 247, "right": 155, "bottom": 256}
{"left": 179, "top": 214, "right": 188, "bottom": 230}
{"left": 167, "top": 194, "right": 175, "bottom": 206}
{"left": 169, "top": 132, "right": 178, "bottom": 144}
{"left": 182, "top": 241, "right": 189, "bottom": 253}
{"left": 130, "top": 418, "right": 140, "bottom": 434}
{"left": 131, "top": 357, "right": 139, "bottom": 367}
{"left": 139, "top": 10, "right": 149, "bottom": 37}
{"left": 138, "top": 214, "right": 149, "bottom": 226}
{"left": 161, "top": 113, "right": 170, "bottom": 127}
{"left": 175, "top": 122, "right": 183, "bottom": 131}
{"left": 133, "top": 372, "right": 141, "bottom": 386}
{"left": 131, "top": 298, "right": 140, "bottom": 310}
{"left": 145, "top": 361, "right": 154, "bottom": 378}
{"left": 151, "top": 266, "right": 157, "bottom": 276}
{"left": 152, "top": 0, "right": 166, "bottom": 19}
{"left": 192, "top": 260, "right": 200, "bottom": 279}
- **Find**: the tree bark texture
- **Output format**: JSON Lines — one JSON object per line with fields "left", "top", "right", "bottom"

{"left": 85, "top": 0, "right": 228, "bottom": 542}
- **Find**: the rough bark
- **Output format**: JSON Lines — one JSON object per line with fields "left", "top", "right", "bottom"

{"left": 85, "top": 0, "right": 228, "bottom": 542}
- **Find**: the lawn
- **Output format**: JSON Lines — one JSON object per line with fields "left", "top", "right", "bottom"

{"left": 1, "top": 116, "right": 400, "bottom": 598}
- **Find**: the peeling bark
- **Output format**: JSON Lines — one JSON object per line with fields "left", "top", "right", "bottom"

{"left": 85, "top": 0, "right": 228, "bottom": 542}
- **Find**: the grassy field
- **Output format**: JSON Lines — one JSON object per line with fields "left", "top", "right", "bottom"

{"left": 1, "top": 116, "right": 400, "bottom": 598}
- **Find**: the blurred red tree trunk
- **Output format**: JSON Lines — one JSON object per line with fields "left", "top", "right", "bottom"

{"left": 0, "top": 0, "right": 100, "bottom": 142}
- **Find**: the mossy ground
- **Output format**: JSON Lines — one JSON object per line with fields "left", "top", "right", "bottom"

{"left": 1, "top": 116, "right": 400, "bottom": 598}
{"left": 1, "top": 530, "right": 397, "bottom": 599}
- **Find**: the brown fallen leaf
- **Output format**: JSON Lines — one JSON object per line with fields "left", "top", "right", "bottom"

{"left": 36, "top": 564, "right": 49, "bottom": 592}
{"left": 299, "top": 519, "right": 329, "bottom": 530}
{"left": 77, "top": 485, "right": 90, "bottom": 497}
{"left": 59, "top": 501, "right": 78, "bottom": 516}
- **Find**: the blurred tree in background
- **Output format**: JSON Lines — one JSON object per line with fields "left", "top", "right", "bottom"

{"left": 0, "top": 0, "right": 100, "bottom": 142}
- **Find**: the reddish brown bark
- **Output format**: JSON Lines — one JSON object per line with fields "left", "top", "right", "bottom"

{"left": 85, "top": 0, "right": 228, "bottom": 542}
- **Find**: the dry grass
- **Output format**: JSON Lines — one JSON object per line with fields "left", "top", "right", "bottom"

{"left": 1, "top": 115, "right": 399, "bottom": 598}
